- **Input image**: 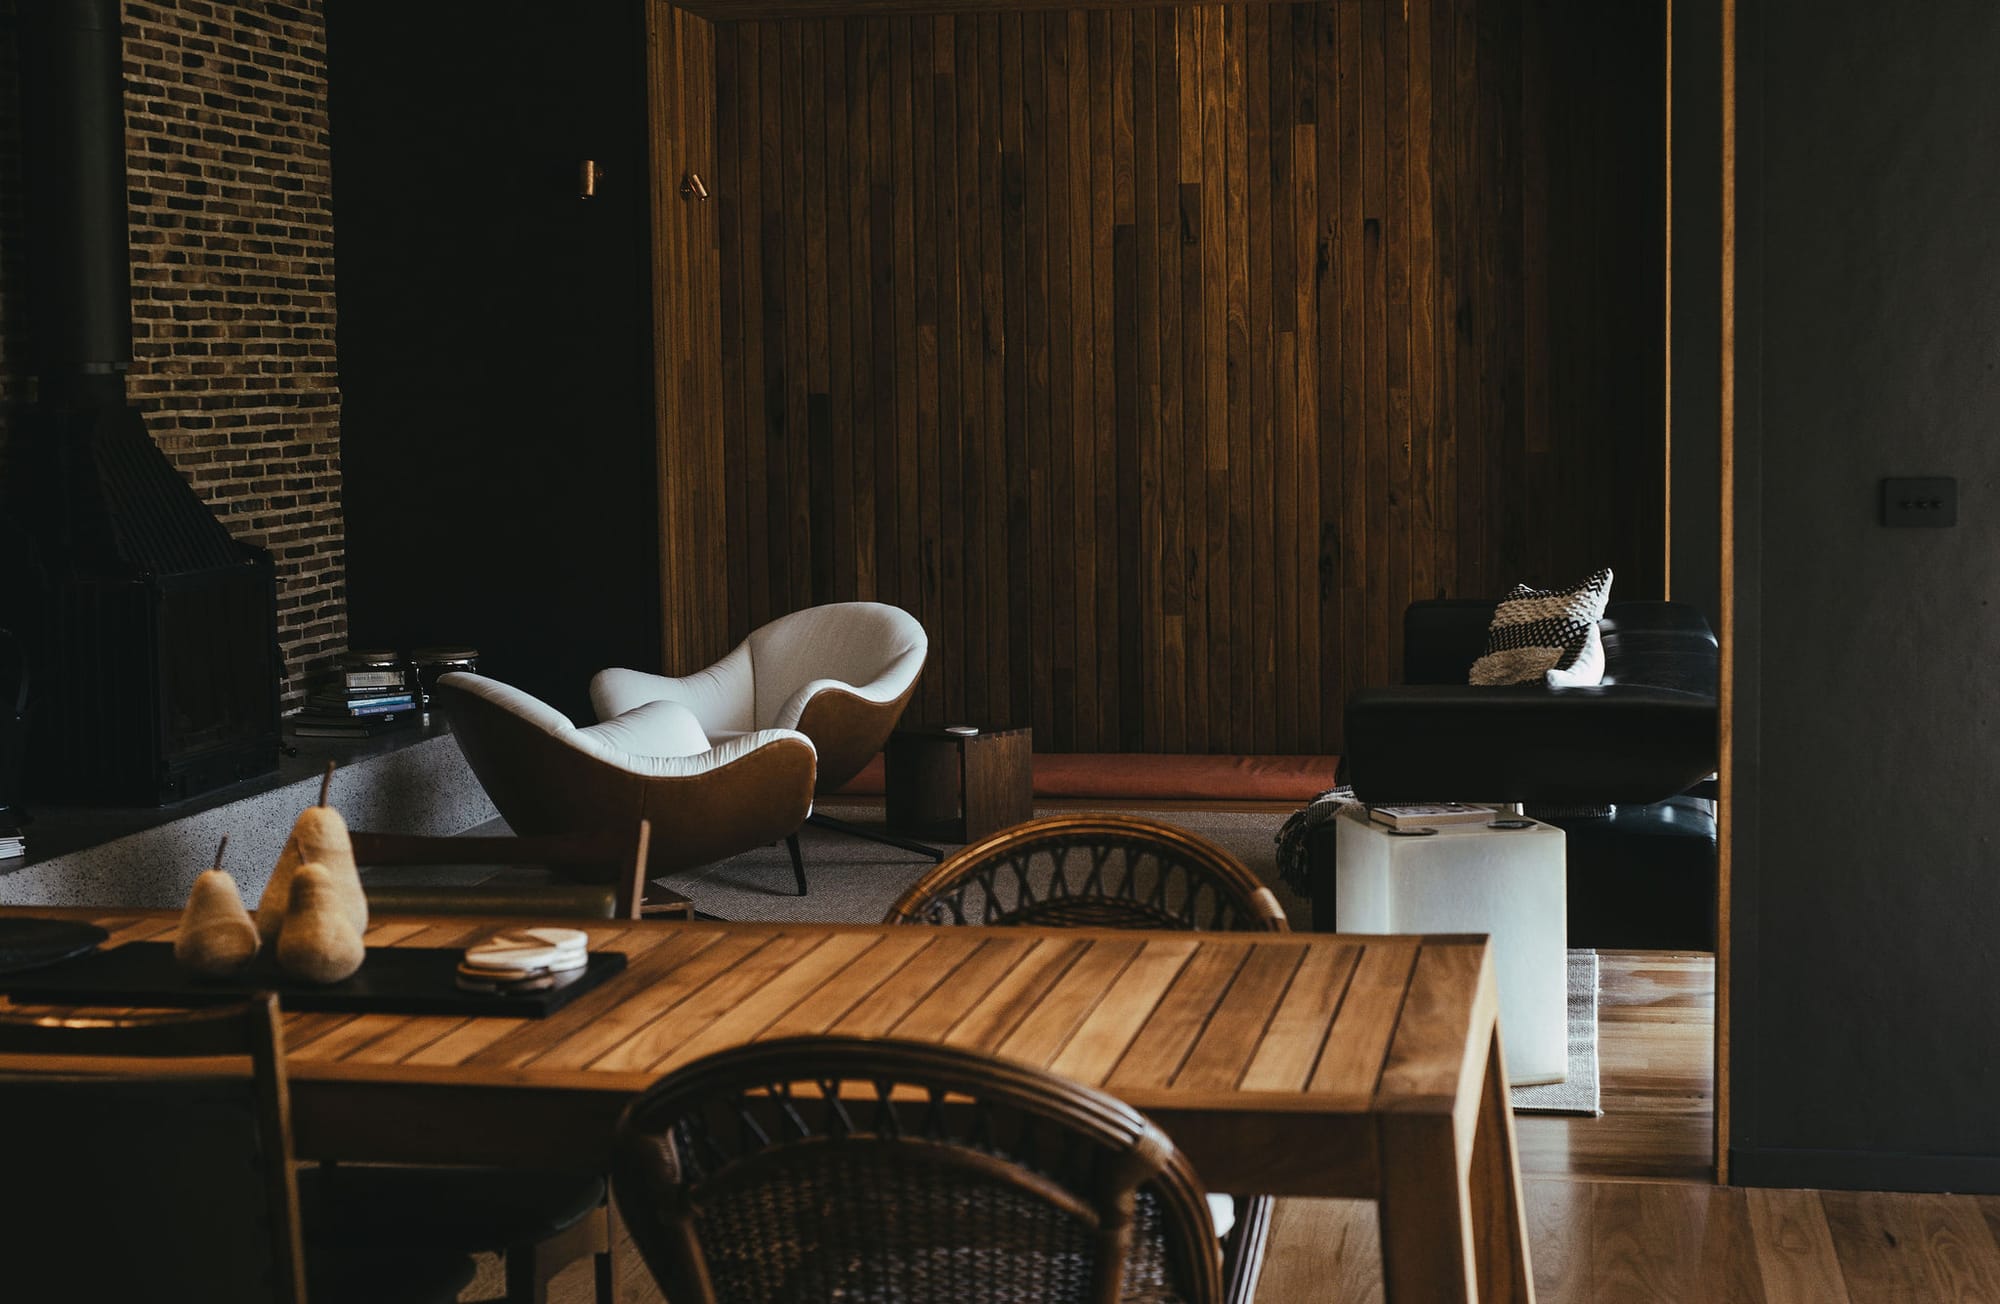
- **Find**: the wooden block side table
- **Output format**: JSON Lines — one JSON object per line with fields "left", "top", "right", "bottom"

{"left": 884, "top": 726, "right": 1034, "bottom": 844}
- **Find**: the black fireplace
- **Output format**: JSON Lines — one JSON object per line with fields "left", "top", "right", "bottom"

{"left": 2, "top": 0, "right": 279, "bottom": 806}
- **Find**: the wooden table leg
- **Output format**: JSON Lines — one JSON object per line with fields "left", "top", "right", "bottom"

{"left": 1377, "top": 1112, "right": 1477, "bottom": 1303}
{"left": 1376, "top": 1020, "right": 1535, "bottom": 1303}
{"left": 1468, "top": 1023, "right": 1534, "bottom": 1302}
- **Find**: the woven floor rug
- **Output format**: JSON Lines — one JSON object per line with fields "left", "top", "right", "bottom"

{"left": 1510, "top": 950, "right": 1602, "bottom": 1116}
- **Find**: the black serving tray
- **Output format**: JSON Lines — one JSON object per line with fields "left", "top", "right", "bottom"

{"left": 0, "top": 941, "right": 627, "bottom": 1018}
{"left": 0, "top": 918, "right": 110, "bottom": 976}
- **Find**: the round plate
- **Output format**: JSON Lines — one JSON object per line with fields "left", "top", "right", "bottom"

{"left": 1486, "top": 818, "right": 1537, "bottom": 830}
{"left": 0, "top": 918, "right": 110, "bottom": 976}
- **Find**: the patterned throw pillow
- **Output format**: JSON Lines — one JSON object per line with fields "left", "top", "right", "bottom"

{"left": 1468, "top": 568, "right": 1614, "bottom": 687}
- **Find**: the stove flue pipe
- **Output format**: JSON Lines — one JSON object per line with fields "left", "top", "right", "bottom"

{"left": 18, "top": 0, "right": 132, "bottom": 406}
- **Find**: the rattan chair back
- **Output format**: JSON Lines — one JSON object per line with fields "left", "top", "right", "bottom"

{"left": 884, "top": 814, "right": 1289, "bottom": 933}
{"left": 0, "top": 996, "right": 306, "bottom": 1303}
{"left": 612, "top": 1035, "right": 1223, "bottom": 1304}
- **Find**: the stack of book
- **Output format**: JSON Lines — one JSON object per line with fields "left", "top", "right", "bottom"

{"left": 0, "top": 824, "right": 22, "bottom": 861}
{"left": 292, "top": 663, "right": 421, "bottom": 739}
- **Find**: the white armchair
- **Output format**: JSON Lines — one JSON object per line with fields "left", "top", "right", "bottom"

{"left": 593, "top": 602, "right": 933, "bottom": 877}
{"left": 438, "top": 672, "right": 819, "bottom": 898}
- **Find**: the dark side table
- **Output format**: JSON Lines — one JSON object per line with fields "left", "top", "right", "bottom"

{"left": 884, "top": 725, "right": 1034, "bottom": 844}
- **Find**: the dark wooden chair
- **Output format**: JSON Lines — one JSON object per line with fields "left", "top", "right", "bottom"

{"left": 884, "top": 813, "right": 1287, "bottom": 1304}
{"left": 354, "top": 819, "right": 691, "bottom": 921}
{"left": 612, "top": 1035, "right": 1224, "bottom": 1304}
{"left": 322, "top": 821, "right": 686, "bottom": 1304}
{"left": 0, "top": 996, "right": 474, "bottom": 1304}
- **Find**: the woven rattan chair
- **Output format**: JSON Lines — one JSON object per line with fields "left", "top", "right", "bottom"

{"left": 884, "top": 813, "right": 1287, "bottom": 1304}
{"left": 612, "top": 1035, "right": 1223, "bottom": 1304}
{"left": 0, "top": 996, "right": 474, "bottom": 1304}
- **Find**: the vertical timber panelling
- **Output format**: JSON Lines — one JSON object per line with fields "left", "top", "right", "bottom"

{"left": 650, "top": 3, "right": 728, "bottom": 669}
{"left": 698, "top": 0, "right": 1664, "bottom": 753}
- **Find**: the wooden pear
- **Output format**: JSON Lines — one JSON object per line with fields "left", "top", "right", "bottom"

{"left": 174, "top": 837, "right": 260, "bottom": 977}
{"left": 258, "top": 763, "right": 367, "bottom": 943}
{"left": 275, "top": 862, "right": 366, "bottom": 984}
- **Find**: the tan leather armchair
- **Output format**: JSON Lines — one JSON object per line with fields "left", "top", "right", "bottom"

{"left": 592, "top": 602, "right": 934, "bottom": 867}
{"left": 437, "top": 672, "right": 818, "bottom": 897}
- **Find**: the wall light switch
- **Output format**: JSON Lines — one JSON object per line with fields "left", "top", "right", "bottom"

{"left": 1881, "top": 477, "right": 1957, "bottom": 527}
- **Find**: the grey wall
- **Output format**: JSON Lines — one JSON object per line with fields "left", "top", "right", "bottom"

{"left": 1730, "top": 0, "right": 2000, "bottom": 1191}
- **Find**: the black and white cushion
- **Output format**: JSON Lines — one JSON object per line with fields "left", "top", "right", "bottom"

{"left": 1468, "top": 568, "right": 1614, "bottom": 687}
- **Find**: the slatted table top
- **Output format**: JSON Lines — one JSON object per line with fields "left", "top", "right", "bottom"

{"left": 0, "top": 909, "right": 1502, "bottom": 1200}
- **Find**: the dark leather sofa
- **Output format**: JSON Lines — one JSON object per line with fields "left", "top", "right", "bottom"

{"left": 1310, "top": 600, "right": 1720, "bottom": 949}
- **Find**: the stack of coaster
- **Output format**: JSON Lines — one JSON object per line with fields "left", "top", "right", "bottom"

{"left": 457, "top": 927, "right": 591, "bottom": 994}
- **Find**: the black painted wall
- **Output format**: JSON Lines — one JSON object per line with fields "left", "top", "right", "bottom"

{"left": 325, "top": 0, "right": 658, "bottom": 720}
{"left": 1668, "top": 0, "right": 1720, "bottom": 629}
{"left": 1730, "top": 0, "right": 2000, "bottom": 1191}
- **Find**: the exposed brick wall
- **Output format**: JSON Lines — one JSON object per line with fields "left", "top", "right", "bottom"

{"left": 122, "top": 0, "right": 344, "bottom": 709}
{"left": 0, "top": 0, "right": 345, "bottom": 710}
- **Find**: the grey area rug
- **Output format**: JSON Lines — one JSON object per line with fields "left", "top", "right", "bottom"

{"left": 1510, "top": 950, "right": 1602, "bottom": 1116}
{"left": 469, "top": 803, "right": 1598, "bottom": 1113}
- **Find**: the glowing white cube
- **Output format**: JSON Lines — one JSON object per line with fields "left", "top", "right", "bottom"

{"left": 1334, "top": 806, "right": 1568, "bottom": 1085}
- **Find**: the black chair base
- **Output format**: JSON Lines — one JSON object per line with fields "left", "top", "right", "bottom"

{"left": 807, "top": 812, "right": 945, "bottom": 864}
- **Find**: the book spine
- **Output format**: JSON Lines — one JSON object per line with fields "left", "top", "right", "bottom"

{"left": 343, "top": 670, "right": 408, "bottom": 689}
{"left": 311, "top": 694, "right": 414, "bottom": 712}
{"left": 343, "top": 699, "right": 413, "bottom": 715}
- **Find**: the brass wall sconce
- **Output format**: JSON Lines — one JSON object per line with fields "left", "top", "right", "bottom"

{"left": 681, "top": 172, "right": 708, "bottom": 202}
{"left": 579, "top": 159, "right": 603, "bottom": 199}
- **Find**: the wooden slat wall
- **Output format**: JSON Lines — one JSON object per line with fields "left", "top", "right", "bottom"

{"left": 650, "top": 2, "right": 725, "bottom": 672}
{"left": 669, "top": 0, "right": 1665, "bottom": 753}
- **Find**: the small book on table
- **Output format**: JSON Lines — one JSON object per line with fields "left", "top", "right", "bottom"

{"left": 1367, "top": 803, "right": 1495, "bottom": 830}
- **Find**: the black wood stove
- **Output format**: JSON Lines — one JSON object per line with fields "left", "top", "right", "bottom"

{"left": 3, "top": 0, "right": 279, "bottom": 806}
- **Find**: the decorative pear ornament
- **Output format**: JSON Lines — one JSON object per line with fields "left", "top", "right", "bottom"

{"left": 174, "top": 836, "right": 261, "bottom": 977}
{"left": 275, "top": 862, "right": 366, "bottom": 984}
{"left": 258, "top": 763, "right": 368, "bottom": 943}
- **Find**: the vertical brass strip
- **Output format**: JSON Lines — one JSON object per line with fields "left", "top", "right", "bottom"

{"left": 1716, "top": 0, "right": 1736, "bottom": 1187}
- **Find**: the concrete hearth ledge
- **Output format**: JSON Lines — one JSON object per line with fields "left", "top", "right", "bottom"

{"left": 0, "top": 727, "right": 498, "bottom": 910}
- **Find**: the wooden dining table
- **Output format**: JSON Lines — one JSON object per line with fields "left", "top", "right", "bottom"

{"left": 4, "top": 909, "right": 1534, "bottom": 1303}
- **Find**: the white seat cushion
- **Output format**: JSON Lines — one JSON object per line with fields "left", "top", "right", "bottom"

{"left": 574, "top": 699, "right": 710, "bottom": 759}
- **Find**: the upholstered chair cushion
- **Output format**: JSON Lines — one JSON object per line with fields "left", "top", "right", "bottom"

{"left": 576, "top": 699, "right": 711, "bottom": 759}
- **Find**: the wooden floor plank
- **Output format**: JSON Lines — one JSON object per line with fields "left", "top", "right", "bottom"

{"left": 1745, "top": 1188, "right": 1853, "bottom": 1304}
{"left": 1822, "top": 1189, "right": 2000, "bottom": 1303}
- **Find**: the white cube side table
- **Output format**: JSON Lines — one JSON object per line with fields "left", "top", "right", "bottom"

{"left": 1333, "top": 806, "right": 1568, "bottom": 1085}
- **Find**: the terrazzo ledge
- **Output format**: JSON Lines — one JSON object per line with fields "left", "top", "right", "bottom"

{"left": 0, "top": 724, "right": 498, "bottom": 910}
